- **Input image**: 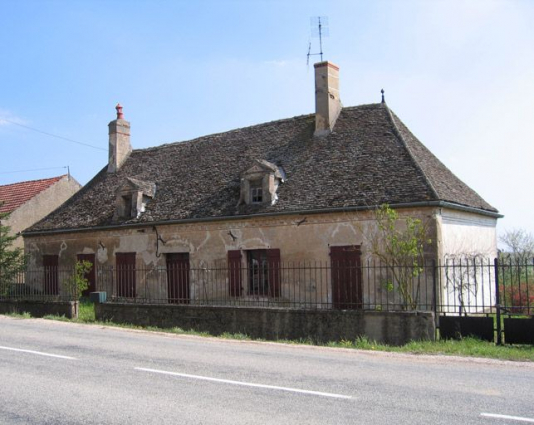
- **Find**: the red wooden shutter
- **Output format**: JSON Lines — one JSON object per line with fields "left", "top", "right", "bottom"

{"left": 267, "top": 249, "right": 281, "bottom": 297}
{"left": 330, "top": 246, "right": 362, "bottom": 309}
{"left": 330, "top": 246, "right": 346, "bottom": 309}
{"left": 228, "top": 250, "right": 242, "bottom": 297}
{"left": 43, "top": 255, "right": 59, "bottom": 295}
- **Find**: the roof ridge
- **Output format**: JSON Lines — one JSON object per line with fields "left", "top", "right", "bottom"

{"left": 134, "top": 104, "right": 386, "bottom": 154}
{"left": 383, "top": 104, "right": 440, "bottom": 200}
{"left": 0, "top": 174, "right": 66, "bottom": 189}
{"left": 133, "top": 112, "right": 317, "bottom": 153}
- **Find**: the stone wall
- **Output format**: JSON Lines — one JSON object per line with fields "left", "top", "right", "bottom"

{"left": 0, "top": 300, "right": 78, "bottom": 318}
{"left": 95, "top": 303, "right": 435, "bottom": 346}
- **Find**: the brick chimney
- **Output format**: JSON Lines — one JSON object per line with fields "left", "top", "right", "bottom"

{"left": 107, "top": 103, "right": 131, "bottom": 173}
{"left": 314, "top": 61, "right": 342, "bottom": 137}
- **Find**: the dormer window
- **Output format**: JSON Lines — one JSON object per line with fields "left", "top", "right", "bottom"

{"left": 113, "top": 177, "right": 156, "bottom": 222}
{"left": 250, "top": 181, "right": 263, "bottom": 204}
{"left": 238, "top": 160, "right": 285, "bottom": 207}
{"left": 120, "top": 194, "right": 133, "bottom": 219}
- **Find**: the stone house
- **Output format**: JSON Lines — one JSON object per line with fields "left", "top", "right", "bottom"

{"left": 0, "top": 175, "right": 81, "bottom": 250}
{"left": 22, "top": 61, "right": 500, "bottom": 309}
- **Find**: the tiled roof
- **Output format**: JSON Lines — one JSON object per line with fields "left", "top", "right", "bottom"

{"left": 0, "top": 176, "right": 65, "bottom": 214}
{"left": 27, "top": 104, "right": 497, "bottom": 233}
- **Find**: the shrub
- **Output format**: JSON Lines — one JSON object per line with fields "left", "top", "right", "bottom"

{"left": 500, "top": 281, "right": 534, "bottom": 314}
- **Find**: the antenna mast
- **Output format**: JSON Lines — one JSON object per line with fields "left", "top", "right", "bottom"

{"left": 307, "top": 16, "right": 329, "bottom": 65}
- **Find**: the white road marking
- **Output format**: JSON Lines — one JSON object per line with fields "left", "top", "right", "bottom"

{"left": 481, "top": 413, "right": 534, "bottom": 423}
{"left": 0, "top": 345, "right": 76, "bottom": 360}
{"left": 135, "top": 367, "right": 352, "bottom": 399}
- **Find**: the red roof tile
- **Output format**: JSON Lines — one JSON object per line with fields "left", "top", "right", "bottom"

{"left": 0, "top": 176, "right": 65, "bottom": 214}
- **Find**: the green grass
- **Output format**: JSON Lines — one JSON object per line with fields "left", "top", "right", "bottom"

{"left": 324, "top": 336, "right": 534, "bottom": 362}
{"left": 42, "top": 300, "right": 96, "bottom": 323}
{"left": 3, "top": 311, "right": 32, "bottom": 319}
{"left": 77, "top": 300, "right": 96, "bottom": 322}
{"left": 5, "top": 304, "right": 534, "bottom": 362}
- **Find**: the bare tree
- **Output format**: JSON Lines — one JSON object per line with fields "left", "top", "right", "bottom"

{"left": 443, "top": 253, "right": 487, "bottom": 315}
{"left": 499, "top": 228, "right": 534, "bottom": 263}
{"left": 498, "top": 229, "right": 534, "bottom": 313}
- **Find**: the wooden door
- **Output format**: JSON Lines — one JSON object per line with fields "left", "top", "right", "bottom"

{"left": 330, "top": 246, "right": 362, "bottom": 309}
{"left": 43, "top": 255, "right": 59, "bottom": 295}
{"left": 77, "top": 254, "right": 96, "bottom": 297}
{"left": 116, "top": 253, "right": 136, "bottom": 298}
{"left": 166, "top": 253, "right": 190, "bottom": 304}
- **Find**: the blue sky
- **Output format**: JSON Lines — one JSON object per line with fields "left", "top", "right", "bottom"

{"left": 1, "top": 0, "right": 533, "bottom": 238}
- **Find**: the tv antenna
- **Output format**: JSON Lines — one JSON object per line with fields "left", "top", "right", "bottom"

{"left": 307, "top": 16, "right": 329, "bottom": 66}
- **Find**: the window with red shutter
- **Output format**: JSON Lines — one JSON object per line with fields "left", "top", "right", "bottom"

{"left": 244, "top": 249, "right": 281, "bottom": 297}
{"left": 228, "top": 249, "right": 282, "bottom": 298}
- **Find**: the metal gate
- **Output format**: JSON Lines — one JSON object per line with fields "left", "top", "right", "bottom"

{"left": 438, "top": 257, "right": 533, "bottom": 344}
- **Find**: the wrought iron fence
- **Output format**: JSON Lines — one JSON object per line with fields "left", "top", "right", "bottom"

{"left": 0, "top": 266, "right": 80, "bottom": 302}
{"left": 1, "top": 258, "right": 532, "bottom": 315}
{"left": 93, "top": 261, "right": 437, "bottom": 310}
{"left": 437, "top": 257, "right": 533, "bottom": 316}
{"left": 497, "top": 256, "right": 534, "bottom": 316}
{"left": 438, "top": 258, "right": 497, "bottom": 316}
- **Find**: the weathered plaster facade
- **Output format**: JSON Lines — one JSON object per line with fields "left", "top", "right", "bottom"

{"left": 24, "top": 207, "right": 439, "bottom": 306}
{"left": 436, "top": 208, "right": 498, "bottom": 259}
{"left": 25, "top": 208, "right": 437, "bottom": 265}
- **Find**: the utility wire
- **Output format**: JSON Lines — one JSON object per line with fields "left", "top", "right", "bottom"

{"left": 0, "top": 117, "right": 106, "bottom": 151}
{"left": 0, "top": 166, "right": 69, "bottom": 175}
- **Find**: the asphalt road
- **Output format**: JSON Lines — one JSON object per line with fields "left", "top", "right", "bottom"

{"left": 0, "top": 316, "right": 533, "bottom": 425}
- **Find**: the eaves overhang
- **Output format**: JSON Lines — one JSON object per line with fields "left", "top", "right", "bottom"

{"left": 22, "top": 200, "right": 502, "bottom": 238}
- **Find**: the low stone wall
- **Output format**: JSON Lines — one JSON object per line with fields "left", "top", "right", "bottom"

{"left": 95, "top": 304, "right": 435, "bottom": 345}
{"left": 0, "top": 300, "right": 78, "bottom": 319}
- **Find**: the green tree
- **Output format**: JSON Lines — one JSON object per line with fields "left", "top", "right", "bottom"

{"left": 367, "top": 204, "right": 431, "bottom": 310}
{"left": 0, "top": 211, "right": 26, "bottom": 295}
{"left": 65, "top": 260, "right": 92, "bottom": 300}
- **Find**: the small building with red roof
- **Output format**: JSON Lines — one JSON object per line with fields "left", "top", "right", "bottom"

{"left": 0, "top": 175, "right": 81, "bottom": 249}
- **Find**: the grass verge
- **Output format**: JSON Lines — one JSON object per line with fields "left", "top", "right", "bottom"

{"left": 325, "top": 336, "right": 534, "bottom": 362}
{"left": 3, "top": 311, "right": 32, "bottom": 319}
{"left": 12, "top": 302, "right": 534, "bottom": 362}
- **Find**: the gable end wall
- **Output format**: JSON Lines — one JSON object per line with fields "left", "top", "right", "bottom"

{"left": 6, "top": 176, "right": 81, "bottom": 249}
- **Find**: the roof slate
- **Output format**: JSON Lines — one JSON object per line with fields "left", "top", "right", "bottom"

{"left": 27, "top": 104, "right": 497, "bottom": 233}
{"left": 0, "top": 176, "right": 65, "bottom": 214}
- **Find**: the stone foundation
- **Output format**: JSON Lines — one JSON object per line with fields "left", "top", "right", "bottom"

{"left": 0, "top": 300, "right": 78, "bottom": 319}
{"left": 96, "top": 303, "right": 435, "bottom": 346}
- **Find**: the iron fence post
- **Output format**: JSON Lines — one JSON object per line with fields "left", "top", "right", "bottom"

{"left": 432, "top": 259, "right": 439, "bottom": 341}
{"left": 494, "top": 257, "right": 502, "bottom": 345}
